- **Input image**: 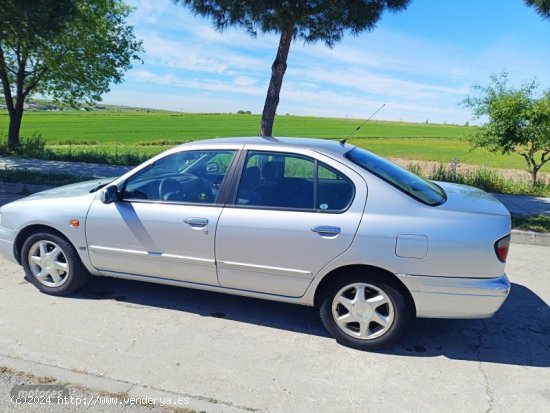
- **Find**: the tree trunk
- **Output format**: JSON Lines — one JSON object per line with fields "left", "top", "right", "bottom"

{"left": 0, "top": 47, "right": 25, "bottom": 149}
{"left": 8, "top": 104, "right": 24, "bottom": 148}
{"left": 0, "top": 49, "right": 17, "bottom": 148}
{"left": 259, "top": 25, "right": 294, "bottom": 137}
{"left": 530, "top": 167, "right": 539, "bottom": 186}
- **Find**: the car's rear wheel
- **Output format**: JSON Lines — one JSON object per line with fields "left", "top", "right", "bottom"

{"left": 21, "top": 232, "right": 90, "bottom": 296}
{"left": 319, "top": 276, "right": 411, "bottom": 350}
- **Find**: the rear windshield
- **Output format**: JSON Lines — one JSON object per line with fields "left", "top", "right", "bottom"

{"left": 346, "top": 147, "right": 446, "bottom": 206}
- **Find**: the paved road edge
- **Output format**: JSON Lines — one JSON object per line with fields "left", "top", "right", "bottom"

{"left": 511, "top": 229, "right": 550, "bottom": 247}
{"left": 0, "top": 353, "right": 256, "bottom": 413}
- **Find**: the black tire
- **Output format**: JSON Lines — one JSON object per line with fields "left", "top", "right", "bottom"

{"left": 319, "top": 275, "right": 411, "bottom": 351}
{"left": 21, "top": 231, "right": 90, "bottom": 296}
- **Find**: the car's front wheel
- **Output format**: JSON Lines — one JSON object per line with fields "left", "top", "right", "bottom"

{"left": 21, "top": 232, "right": 90, "bottom": 296}
{"left": 319, "top": 276, "right": 411, "bottom": 350}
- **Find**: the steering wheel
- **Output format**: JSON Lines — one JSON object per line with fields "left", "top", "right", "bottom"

{"left": 158, "top": 178, "right": 182, "bottom": 200}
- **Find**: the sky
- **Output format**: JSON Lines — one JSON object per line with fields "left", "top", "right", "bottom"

{"left": 103, "top": 0, "right": 550, "bottom": 124}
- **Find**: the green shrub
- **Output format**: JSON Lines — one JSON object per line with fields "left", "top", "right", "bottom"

{"left": 511, "top": 215, "right": 550, "bottom": 233}
{"left": 45, "top": 144, "right": 164, "bottom": 166}
{"left": 406, "top": 163, "right": 423, "bottom": 177}
{"left": 0, "top": 133, "right": 48, "bottom": 157}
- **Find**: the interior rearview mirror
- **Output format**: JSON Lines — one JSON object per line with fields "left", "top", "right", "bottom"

{"left": 206, "top": 162, "right": 219, "bottom": 173}
{"left": 100, "top": 185, "right": 119, "bottom": 204}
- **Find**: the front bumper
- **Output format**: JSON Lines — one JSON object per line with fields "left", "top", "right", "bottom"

{"left": 0, "top": 225, "right": 18, "bottom": 264}
{"left": 399, "top": 273, "right": 511, "bottom": 318}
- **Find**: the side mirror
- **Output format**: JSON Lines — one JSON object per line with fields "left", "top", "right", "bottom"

{"left": 100, "top": 185, "right": 119, "bottom": 204}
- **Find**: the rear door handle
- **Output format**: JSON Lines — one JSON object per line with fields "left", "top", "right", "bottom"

{"left": 311, "top": 226, "right": 341, "bottom": 237}
{"left": 184, "top": 217, "right": 209, "bottom": 228}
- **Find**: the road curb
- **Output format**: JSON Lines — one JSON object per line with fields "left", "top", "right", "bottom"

{"left": 0, "top": 354, "right": 255, "bottom": 413}
{"left": 511, "top": 229, "right": 550, "bottom": 247}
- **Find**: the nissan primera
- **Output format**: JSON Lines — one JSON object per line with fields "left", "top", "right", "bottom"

{"left": 0, "top": 137, "right": 511, "bottom": 350}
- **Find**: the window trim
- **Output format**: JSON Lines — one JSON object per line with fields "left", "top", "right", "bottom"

{"left": 227, "top": 150, "right": 356, "bottom": 214}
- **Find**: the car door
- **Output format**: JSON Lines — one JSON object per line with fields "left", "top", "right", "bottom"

{"left": 85, "top": 149, "right": 237, "bottom": 285}
{"left": 215, "top": 149, "right": 367, "bottom": 297}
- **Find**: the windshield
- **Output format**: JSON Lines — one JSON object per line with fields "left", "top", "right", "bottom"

{"left": 346, "top": 147, "right": 446, "bottom": 206}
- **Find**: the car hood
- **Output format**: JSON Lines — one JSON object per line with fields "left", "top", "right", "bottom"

{"left": 18, "top": 178, "right": 115, "bottom": 201}
{"left": 435, "top": 182, "right": 509, "bottom": 216}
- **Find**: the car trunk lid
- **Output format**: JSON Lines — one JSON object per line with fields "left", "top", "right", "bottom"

{"left": 434, "top": 182, "right": 509, "bottom": 216}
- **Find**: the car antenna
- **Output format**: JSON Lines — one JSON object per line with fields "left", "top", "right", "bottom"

{"left": 340, "top": 103, "right": 385, "bottom": 145}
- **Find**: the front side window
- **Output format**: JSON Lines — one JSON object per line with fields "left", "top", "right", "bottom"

{"left": 346, "top": 147, "right": 446, "bottom": 206}
{"left": 123, "top": 150, "right": 235, "bottom": 204}
{"left": 236, "top": 151, "right": 354, "bottom": 212}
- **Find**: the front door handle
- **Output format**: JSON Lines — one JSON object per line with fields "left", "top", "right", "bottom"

{"left": 184, "top": 217, "right": 209, "bottom": 228}
{"left": 311, "top": 226, "right": 341, "bottom": 237}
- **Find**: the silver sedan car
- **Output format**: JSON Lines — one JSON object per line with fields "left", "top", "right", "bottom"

{"left": 0, "top": 137, "right": 511, "bottom": 350}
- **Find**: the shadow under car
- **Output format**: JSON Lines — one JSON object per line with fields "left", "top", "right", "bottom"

{"left": 67, "top": 277, "right": 549, "bottom": 367}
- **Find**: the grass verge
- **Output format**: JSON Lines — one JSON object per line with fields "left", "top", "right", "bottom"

{"left": 0, "top": 134, "right": 159, "bottom": 166}
{"left": 511, "top": 215, "right": 550, "bottom": 233}
{"left": 0, "top": 168, "right": 93, "bottom": 186}
{"left": 408, "top": 163, "right": 550, "bottom": 197}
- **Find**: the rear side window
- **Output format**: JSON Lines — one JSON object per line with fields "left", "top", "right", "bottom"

{"left": 317, "top": 164, "right": 354, "bottom": 211}
{"left": 346, "top": 147, "right": 446, "bottom": 206}
{"left": 236, "top": 151, "right": 354, "bottom": 212}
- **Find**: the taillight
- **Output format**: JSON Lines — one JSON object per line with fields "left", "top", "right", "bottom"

{"left": 494, "top": 235, "right": 511, "bottom": 263}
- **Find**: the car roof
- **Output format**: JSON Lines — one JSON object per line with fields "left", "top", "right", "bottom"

{"left": 178, "top": 136, "right": 356, "bottom": 157}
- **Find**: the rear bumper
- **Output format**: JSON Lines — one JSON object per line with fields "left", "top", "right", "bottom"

{"left": 0, "top": 225, "right": 18, "bottom": 264}
{"left": 398, "top": 273, "right": 511, "bottom": 318}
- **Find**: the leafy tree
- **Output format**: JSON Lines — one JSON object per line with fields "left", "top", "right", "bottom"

{"left": 462, "top": 73, "right": 550, "bottom": 185}
{"left": 176, "top": 0, "right": 410, "bottom": 137}
{"left": 525, "top": 0, "right": 550, "bottom": 19}
{"left": 0, "top": 0, "right": 142, "bottom": 148}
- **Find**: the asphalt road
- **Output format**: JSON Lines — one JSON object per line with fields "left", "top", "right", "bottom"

{"left": 0, "top": 244, "right": 548, "bottom": 413}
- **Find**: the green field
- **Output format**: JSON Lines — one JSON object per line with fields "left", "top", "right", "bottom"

{"left": 0, "top": 110, "right": 548, "bottom": 172}
{"left": 0, "top": 111, "right": 471, "bottom": 142}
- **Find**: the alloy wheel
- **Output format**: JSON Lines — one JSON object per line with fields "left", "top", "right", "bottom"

{"left": 331, "top": 282, "right": 395, "bottom": 340}
{"left": 27, "top": 240, "right": 70, "bottom": 288}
